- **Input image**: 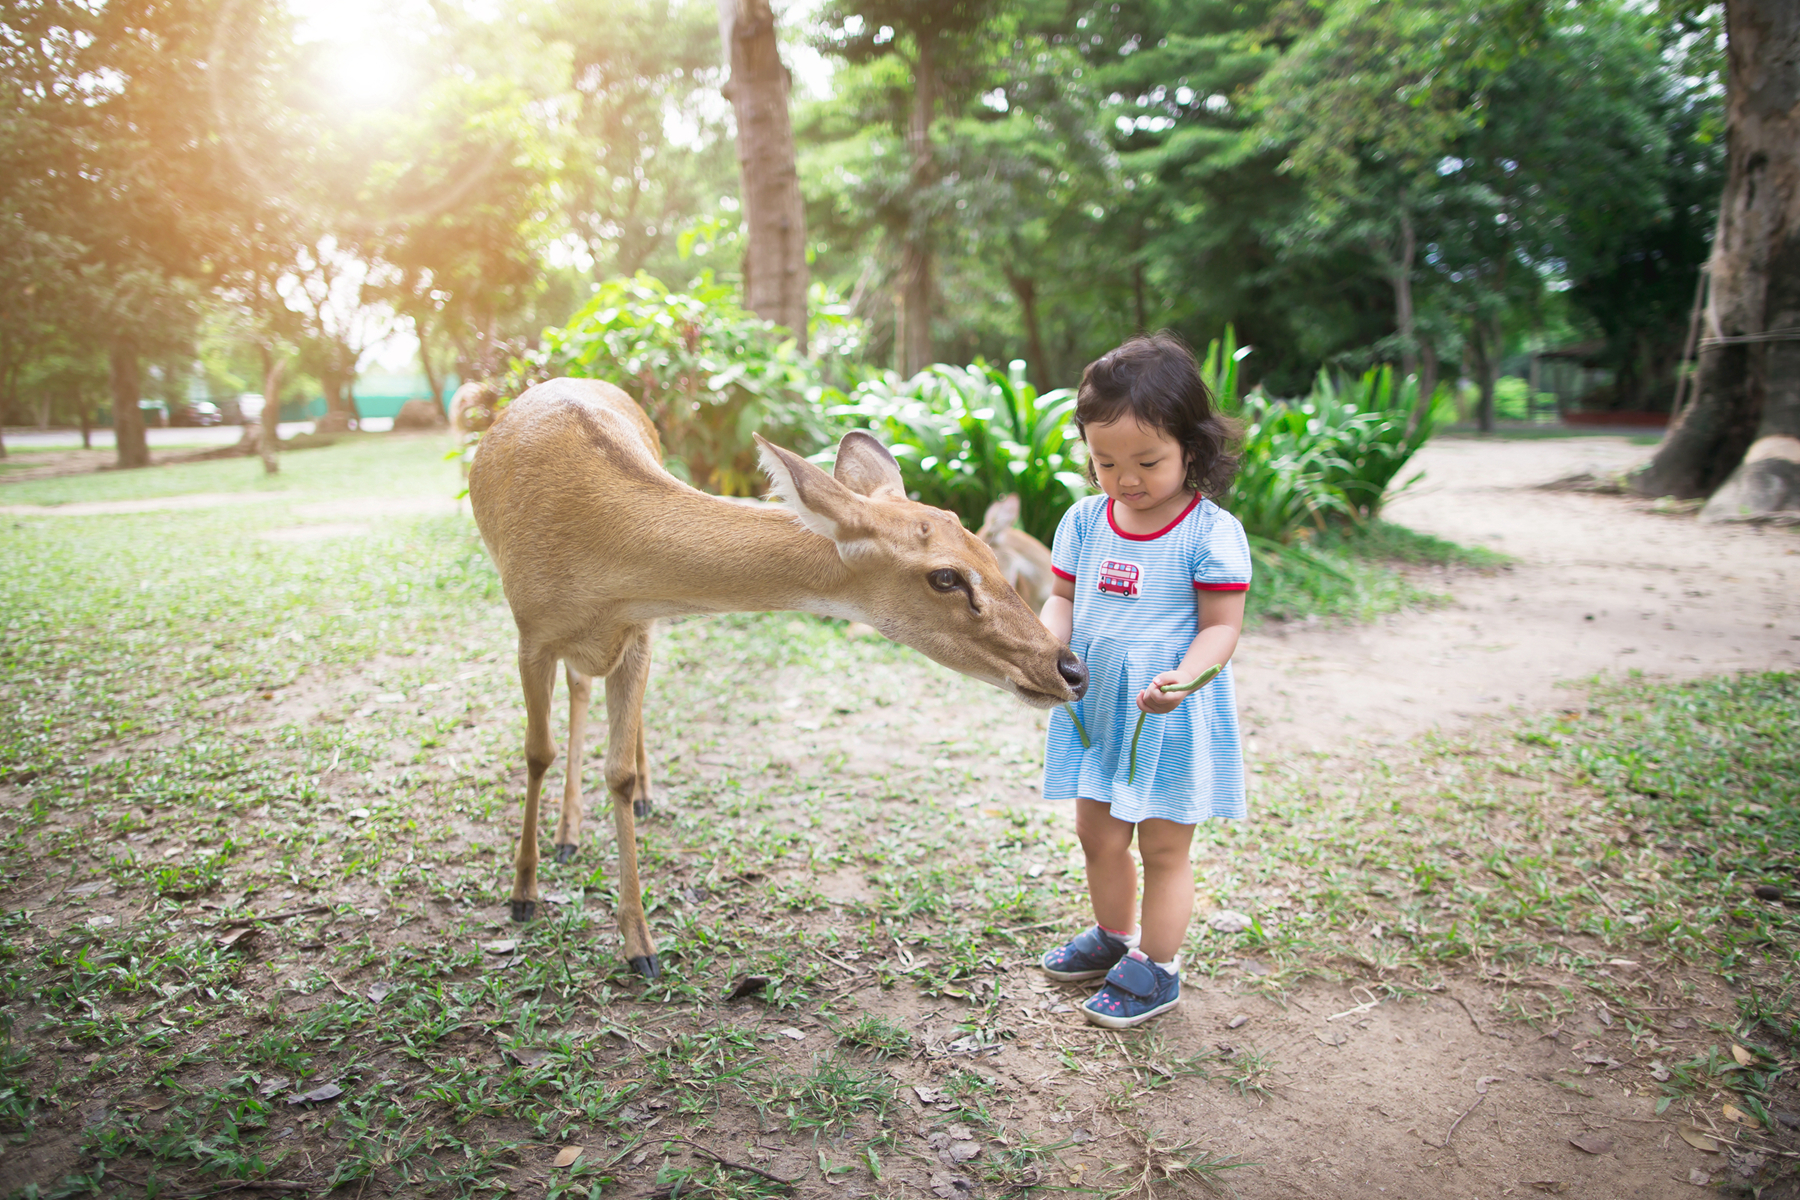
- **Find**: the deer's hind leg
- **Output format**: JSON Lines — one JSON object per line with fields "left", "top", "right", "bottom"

{"left": 604, "top": 625, "right": 659, "bottom": 978}
{"left": 511, "top": 647, "right": 559, "bottom": 924}
{"left": 553, "top": 664, "right": 593, "bottom": 865}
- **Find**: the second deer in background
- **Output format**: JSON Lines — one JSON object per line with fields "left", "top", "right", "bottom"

{"left": 978, "top": 494, "right": 1056, "bottom": 616}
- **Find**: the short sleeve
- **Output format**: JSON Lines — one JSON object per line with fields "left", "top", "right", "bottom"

{"left": 1049, "top": 500, "right": 1085, "bottom": 583}
{"left": 1192, "top": 509, "right": 1252, "bottom": 592}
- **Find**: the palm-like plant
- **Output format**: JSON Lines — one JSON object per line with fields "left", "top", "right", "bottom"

{"left": 828, "top": 360, "right": 1085, "bottom": 544}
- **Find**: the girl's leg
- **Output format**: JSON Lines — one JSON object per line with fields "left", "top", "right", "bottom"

{"left": 1075, "top": 797, "right": 1138, "bottom": 934}
{"left": 1135, "top": 818, "right": 1196, "bottom": 963}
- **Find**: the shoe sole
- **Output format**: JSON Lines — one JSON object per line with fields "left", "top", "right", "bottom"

{"left": 1041, "top": 964, "right": 1113, "bottom": 982}
{"left": 1080, "top": 993, "right": 1180, "bottom": 1029}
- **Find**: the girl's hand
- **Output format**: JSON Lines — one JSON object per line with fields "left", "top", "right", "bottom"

{"left": 1137, "top": 671, "right": 1187, "bottom": 714}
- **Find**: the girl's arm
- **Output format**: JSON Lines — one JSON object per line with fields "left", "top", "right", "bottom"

{"left": 1040, "top": 574, "right": 1076, "bottom": 644}
{"left": 1138, "top": 590, "right": 1245, "bottom": 714}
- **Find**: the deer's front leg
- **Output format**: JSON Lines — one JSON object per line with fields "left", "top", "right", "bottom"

{"left": 605, "top": 627, "right": 659, "bottom": 979}
{"left": 512, "top": 649, "right": 559, "bottom": 923}
{"left": 554, "top": 665, "right": 593, "bottom": 865}
{"left": 632, "top": 720, "right": 653, "bottom": 819}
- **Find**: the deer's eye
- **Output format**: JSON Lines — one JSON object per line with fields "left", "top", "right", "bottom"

{"left": 928, "top": 569, "right": 961, "bottom": 593}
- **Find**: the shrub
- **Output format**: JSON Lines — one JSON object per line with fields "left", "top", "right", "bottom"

{"left": 826, "top": 360, "right": 1086, "bottom": 544}
{"left": 526, "top": 274, "right": 844, "bottom": 496}
{"left": 1202, "top": 326, "right": 1438, "bottom": 545}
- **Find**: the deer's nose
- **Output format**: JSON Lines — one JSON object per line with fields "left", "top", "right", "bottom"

{"left": 1057, "top": 650, "right": 1088, "bottom": 699}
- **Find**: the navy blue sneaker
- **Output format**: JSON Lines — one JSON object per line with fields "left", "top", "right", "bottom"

{"left": 1040, "top": 925, "right": 1131, "bottom": 982}
{"left": 1080, "top": 950, "right": 1180, "bottom": 1029}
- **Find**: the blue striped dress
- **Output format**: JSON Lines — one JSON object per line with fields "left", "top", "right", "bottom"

{"left": 1042, "top": 493, "right": 1252, "bottom": 823}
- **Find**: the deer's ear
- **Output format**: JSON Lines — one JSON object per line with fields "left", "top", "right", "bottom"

{"left": 757, "top": 435, "right": 862, "bottom": 541}
{"left": 983, "top": 493, "right": 1020, "bottom": 533}
{"left": 832, "top": 430, "right": 907, "bottom": 498}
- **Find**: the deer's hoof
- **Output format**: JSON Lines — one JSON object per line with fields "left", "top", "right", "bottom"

{"left": 629, "top": 954, "right": 662, "bottom": 980}
{"left": 510, "top": 900, "right": 535, "bottom": 923}
{"left": 553, "top": 843, "right": 577, "bottom": 865}
{"left": 633, "top": 797, "right": 653, "bottom": 820}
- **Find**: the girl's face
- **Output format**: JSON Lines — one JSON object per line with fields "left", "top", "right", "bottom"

{"left": 1084, "top": 417, "right": 1191, "bottom": 515}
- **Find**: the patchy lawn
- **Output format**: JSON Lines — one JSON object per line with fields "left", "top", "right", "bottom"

{"left": 1, "top": 437, "right": 1795, "bottom": 1199}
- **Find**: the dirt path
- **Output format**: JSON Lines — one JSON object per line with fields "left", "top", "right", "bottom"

{"left": 1235, "top": 435, "right": 1798, "bottom": 757}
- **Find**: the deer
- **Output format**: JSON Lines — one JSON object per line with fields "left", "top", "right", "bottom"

{"left": 976, "top": 494, "right": 1057, "bottom": 616}
{"left": 467, "top": 378, "right": 1088, "bottom": 979}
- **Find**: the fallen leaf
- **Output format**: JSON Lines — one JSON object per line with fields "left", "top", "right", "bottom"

{"left": 912, "top": 1086, "right": 943, "bottom": 1104}
{"left": 553, "top": 1146, "right": 584, "bottom": 1168}
{"left": 1595, "top": 1006, "right": 1613, "bottom": 1027}
{"left": 135, "top": 1097, "right": 169, "bottom": 1111}
{"left": 257, "top": 1076, "right": 291, "bottom": 1098}
{"left": 1722, "top": 1103, "right": 1758, "bottom": 1127}
{"left": 1315, "top": 1030, "right": 1345, "bottom": 1047}
{"left": 1678, "top": 1126, "right": 1722, "bottom": 1153}
{"left": 1582, "top": 1055, "right": 1624, "bottom": 1070}
{"left": 1529, "top": 1182, "right": 1568, "bottom": 1194}
{"left": 1476, "top": 1075, "right": 1502, "bottom": 1094}
{"left": 286, "top": 1083, "right": 343, "bottom": 1106}
{"left": 1688, "top": 1168, "right": 1713, "bottom": 1185}
{"left": 1070, "top": 1127, "right": 1094, "bottom": 1144}
{"left": 217, "top": 926, "right": 257, "bottom": 950}
{"left": 1729, "top": 1149, "right": 1766, "bottom": 1179}
{"left": 1568, "top": 1134, "right": 1613, "bottom": 1155}
{"left": 1651, "top": 1061, "right": 1672, "bottom": 1082}
{"left": 1237, "top": 958, "right": 1269, "bottom": 976}
{"left": 366, "top": 982, "right": 392, "bottom": 1003}
{"left": 482, "top": 939, "right": 516, "bottom": 955}
{"left": 944, "top": 1124, "right": 975, "bottom": 1141}
{"left": 778, "top": 1027, "right": 806, "bottom": 1041}
{"left": 67, "top": 881, "right": 114, "bottom": 897}
{"left": 1731, "top": 1044, "right": 1756, "bottom": 1067}
{"left": 1227, "top": 1015, "right": 1249, "bottom": 1030}
{"left": 929, "top": 1170, "right": 975, "bottom": 1199}
{"left": 507, "top": 1047, "right": 552, "bottom": 1067}
{"left": 1206, "top": 910, "right": 1252, "bottom": 933}
{"left": 726, "top": 975, "right": 770, "bottom": 1001}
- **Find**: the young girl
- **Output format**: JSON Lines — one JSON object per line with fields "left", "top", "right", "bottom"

{"left": 1038, "top": 332, "right": 1250, "bottom": 1029}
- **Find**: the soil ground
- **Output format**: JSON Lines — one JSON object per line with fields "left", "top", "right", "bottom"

{"left": 1, "top": 432, "right": 1796, "bottom": 1200}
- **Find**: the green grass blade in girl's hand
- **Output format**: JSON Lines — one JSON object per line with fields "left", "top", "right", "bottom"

{"left": 1127, "top": 664, "right": 1225, "bottom": 783}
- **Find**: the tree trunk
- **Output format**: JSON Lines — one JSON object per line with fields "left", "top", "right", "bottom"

{"left": 259, "top": 349, "right": 282, "bottom": 475}
{"left": 1635, "top": 0, "right": 1800, "bottom": 508}
{"left": 717, "top": 0, "right": 809, "bottom": 351}
{"left": 1415, "top": 340, "right": 1440, "bottom": 435}
{"left": 1470, "top": 320, "right": 1499, "bottom": 434}
{"left": 79, "top": 398, "right": 90, "bottom": 449}
{"left": 899, "top": 32, "right": 936, "bottom": 376}
{"left": 417, "top": 319, "right": 446, "bottom": 417}
{"left": 1393, "top": 207, "right": 1419, "bottom": 382}
{"left": 1005, "top": 270, "right": 1049, "bottom": 391}
{"left": 109, "top": 341, "right": 149, "bottom": 468}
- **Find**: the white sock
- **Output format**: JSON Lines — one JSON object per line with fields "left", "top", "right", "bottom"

{"left": 1098, "top": 924, "right": 1141, "bottom": 949}
{"left": 1156, "top": 957, "right": 1179, "bottom": 974}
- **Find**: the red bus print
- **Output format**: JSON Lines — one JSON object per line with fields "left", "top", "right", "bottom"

{"left": 1097, "top": 559, "right": 1141, "bottom": 598}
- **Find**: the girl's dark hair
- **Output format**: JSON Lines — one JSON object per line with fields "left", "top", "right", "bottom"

{"left": 1074, "top": 331, "right": 1240, "bottom": 497}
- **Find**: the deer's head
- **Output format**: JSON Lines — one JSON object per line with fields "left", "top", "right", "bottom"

{"left": 757, "top": 432, "right": 1086, "bottom": 707}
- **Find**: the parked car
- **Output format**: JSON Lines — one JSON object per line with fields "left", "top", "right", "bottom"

{"left": 172, "top": 401, "right": 224, "bottom": 427}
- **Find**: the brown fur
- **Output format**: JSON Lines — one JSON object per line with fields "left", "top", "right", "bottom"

{"left": 467, "top": 378, "right": 1086, "bottom": 975}
{"left": 977, "top": 494, "right": 1057, "bottom": 615}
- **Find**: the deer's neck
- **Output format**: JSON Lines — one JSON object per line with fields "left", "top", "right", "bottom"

{"left": 624, "top": 494, "right": 868, "bottom": 622}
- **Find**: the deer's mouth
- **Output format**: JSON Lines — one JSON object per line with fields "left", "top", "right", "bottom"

{"left": 1013, "top": 682, "right": 1076, "bottom": 709}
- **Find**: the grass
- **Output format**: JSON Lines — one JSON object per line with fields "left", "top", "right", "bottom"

{"left": 1, "top": 436, "right": 1794, "bottom": 1196}
{"left": 1246, "top": 518, "right": 1508, "bottom": 626}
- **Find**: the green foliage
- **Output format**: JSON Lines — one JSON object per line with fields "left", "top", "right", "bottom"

{"left": 532, "top": 274, "right": 848, "bottom": 496}
{"left": 826, "top": 359, "right": 1086, "bottom": 543}
{"left": 1203, "top": 326, "right": 1438, "bottom": 545}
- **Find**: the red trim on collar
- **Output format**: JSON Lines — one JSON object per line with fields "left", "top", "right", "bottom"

{"left": 1050, "top": 565, "right": 1077, "bottom": 581}
{"left": 1106, "top": 493, "right": 1202, "bottom": 541}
